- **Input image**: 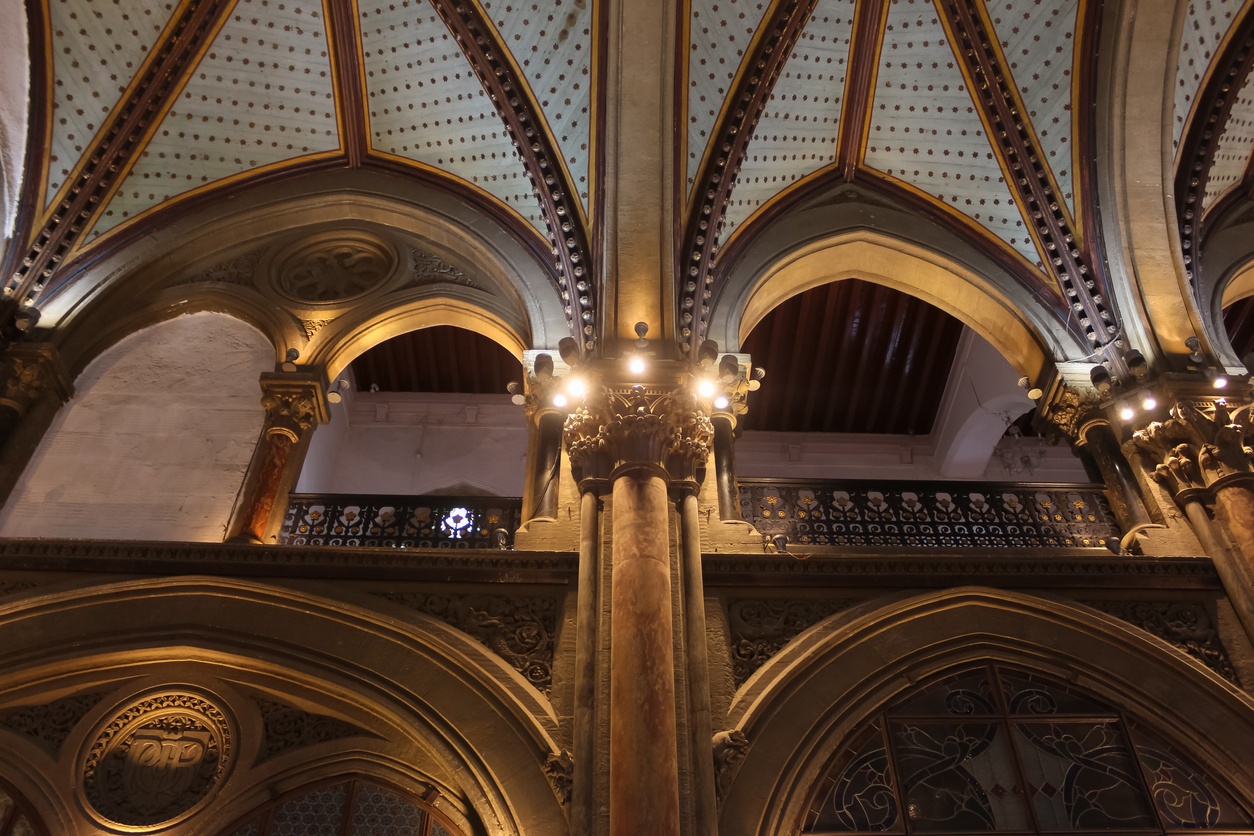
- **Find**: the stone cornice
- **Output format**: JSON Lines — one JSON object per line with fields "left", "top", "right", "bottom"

{"left": 702, "top": 553, "right": 1221, "bottom": 589}
{"left": 0, "top": 539, "right": 578, "bottom": 584}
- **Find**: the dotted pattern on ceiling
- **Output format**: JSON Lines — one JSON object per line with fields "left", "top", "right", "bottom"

{"left": 1203, "top": 72, "right": 1254, "bottom": 211}
{"left": 721, "top": 0, "right": 855, "bottom": 237}
{"left": 480, "top": 0, "right": 592, "bottom": 214}
{"left": 1173, "top": 0, "right": 1244, "bottom": 153}
{"left": 359, "top": 0, "right": 545, "bottom": 233}
{"left": 987, "top": 0, "right": 1077, "bottom": 218}
{"left": 865, "top": 0, "right": 1041, "bottom": 268}
{"left": 89, "top": 0, "right": 339, "bottom": 240}
{"left": 688, "top": 0, "right": 772, "bottom": 193}
{"left": 45, "top": 0, "right": 176, "bottom": 208}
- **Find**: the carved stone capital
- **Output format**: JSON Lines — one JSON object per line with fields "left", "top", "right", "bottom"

{"left": 563, "top": 384, "right": 714, "bottom": 486}
{"left": 1132, "top": 401, "right": 1254, "bottom": 498}
{"left": 259, "top": 373, "right": 328, "bottom": 441}
{"left": 1038, "top": 383, "right": 1102, "bottom": 441}
{"left": 0, "top": 344, "right": 72, "bottom": 417}
{"left": 522, "top": 373, "right": 565, "bottom": 422}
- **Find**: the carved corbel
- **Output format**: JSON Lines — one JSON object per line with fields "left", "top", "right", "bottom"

{"left": 712, "top": 728, "right": 749, "bottom": 805}
{"left": 0, "top": 344, "right": 72, "bottom": 425}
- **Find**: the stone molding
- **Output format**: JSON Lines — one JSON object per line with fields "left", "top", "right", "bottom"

{"left": 563, "top": 384, "right": 714, "bottom": 486}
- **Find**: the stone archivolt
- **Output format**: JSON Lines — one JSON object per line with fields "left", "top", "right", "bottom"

{"left": 563, "top": 384, "right": 714, "bottom": 485}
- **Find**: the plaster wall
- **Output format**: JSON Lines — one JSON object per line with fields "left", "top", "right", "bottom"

{"left": 297, "top": 390, "right": 528, "bottom": 497}
{"left": 0, "top": 0, "right": 27, "bottom": 239}
{"left": 0, "top": 313, "right": 272, "bottom": 540}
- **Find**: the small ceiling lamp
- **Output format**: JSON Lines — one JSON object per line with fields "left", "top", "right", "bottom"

{"left": 1125, "top": 349, "right": 1149, "bottom": 381}
{"left": 1089, "top": 364, "right": 1112, "bottom": 396}
{"left": 697, "top": 379, "right": 716, "bottom": 398}
{"left": 713, "top": 395, "right": 730, "bottom": 410}
{"left": 628, "top": 355, "right": 646, "bottom": 375}
{"left": 326, "top": 379, "right": 349, "bottom": 404}
{"left": 281, "top": 347, "right": 300, "bottom": 373}
{"left": 566, "top": 377, "right": 587, "bottom": 399}
{"left": 552, "top": 392, "right": 569, "bottom": 408}
{"left": 507, "top": 381, "right": 525, "bottom": 406}
{"left": 1141, "top": 395, "right": 1157, "bottom": 411}
{"left": 1119, "top": 403, "right": 1135, "bottom": 421}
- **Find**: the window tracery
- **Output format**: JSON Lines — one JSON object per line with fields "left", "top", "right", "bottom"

{"left": 802, "top": 663, "right": 1254, "bottom": 835}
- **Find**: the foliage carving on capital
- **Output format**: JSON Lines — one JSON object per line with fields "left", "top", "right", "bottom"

{"left": 1132, "top": 401, "right": 1254, "bottom": 499}
{"left": 563, "top": 385, "right": 714, "bottom": 484}
{"left": 259, "top": 374, "right": 327, "bottom": 441}
{"left": 0, "top": 345, "right": 70, "bottom": 416}
{"left": 1040, "top": 384, "right": 1102, "bottom": 440}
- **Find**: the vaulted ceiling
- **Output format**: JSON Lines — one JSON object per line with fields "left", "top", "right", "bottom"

{"left": 3, "top": 0, "right": 1254, "bottom": 379}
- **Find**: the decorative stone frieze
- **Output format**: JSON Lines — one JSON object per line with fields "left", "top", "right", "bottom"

{"left": 0, "top": 691, "right": 105, "bottom": 752}
{"left": 79, "top": 690, "right": 235, "bottom": 829}
{"left": 255, "top": 698, "right": 367, "bottom": 761}
{"left": 563, "top": 384, "right": 714, "bottom": 486}
{"left": 378, "top": 593, "right": 558, "bottom": 696}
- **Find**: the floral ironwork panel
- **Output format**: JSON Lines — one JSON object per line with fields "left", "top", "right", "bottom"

{"left": 280, "top": 494, "right": 522, "bottom": 548}
{"left": 800, "top": 663, "right": 1254, "bottom": 835}
{"left": 740, "top": 480, "right": 1119, "bottom": 549}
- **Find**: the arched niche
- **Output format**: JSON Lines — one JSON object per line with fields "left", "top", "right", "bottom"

{"left": 719, "top": 588, "right": 1254, "bottom": 836}
{"left": 1200, "top": 199, "right": 1254, "bottom": 368}
{"left": 0, "top": 312, "right": 272, "bottom": 541}
{"left": 0, "top": 576, "right": 567, "bottom": 836}
{"left": 724, "top": 232, "right": 1059, "bottom": 385}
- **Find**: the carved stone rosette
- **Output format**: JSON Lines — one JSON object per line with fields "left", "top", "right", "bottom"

{"left": 1132, "top": 400, "right": 1254, "bottom": 502}
{"left": 563, "top": 384, "right": 714, "bottom": 488}
{"left": 78, "top": 690, "right": 235, "bottom": 830}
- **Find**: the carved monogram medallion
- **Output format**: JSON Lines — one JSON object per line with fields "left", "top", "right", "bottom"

{"left": 79, "top": 691, "right": 235, "bottom": 829}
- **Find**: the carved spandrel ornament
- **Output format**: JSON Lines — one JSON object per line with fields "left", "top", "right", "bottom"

{"left": 255, "top": 698, "right": 368, "bottom": 762}
{"left": 378, "top": 593, "right": 558, "bottom": 696}
{"left": 563, "top": 384, "right": 714, "bottom": 485}
{"left": 1085, "top": 600, "right": 1238, "bottom": 684}
{"left": 406, "top": 245, "right": 479, "bottom": 289}
{"left": 272, "top": 233, "right": 397, "bottom": 304}
{"left": 79, "top": 690, "right": 235, "bottom": 830}
{"left": 727, "top": 598, "right": 856, "bottom": 686}
{"left": 0, "top": 691, "right": 105, "bottom": 753}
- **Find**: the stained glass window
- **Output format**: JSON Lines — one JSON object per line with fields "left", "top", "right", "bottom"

{"left": 222, "top": 778, "right": 465, "bottom": 836}
{"left": 801, "top": 664, "right": 1254, "bottom": 835}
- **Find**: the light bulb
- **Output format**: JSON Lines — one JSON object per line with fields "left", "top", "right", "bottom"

{"left": 697, "top": 379, "right": 716, "bottom": 398}
{"left": 567, "top": 378, "right": 587, "bottom": 398}
{"left": 552, "top": 393, "right": 568, "bottom": 408}
{"left": 713, "top": 395, "right": 730, "bottom": 410}
{"left": 628, "top": 356, "right": 646, "bottom": 374}
{"left": 1213, "top": 375, "right": 1229, "bottom": 389}
{"left": 1119, "top": 404, "right": 1135, "bottom": 421}
{"left": 1141, "top": 395, "right": 1157, "bottom": 411}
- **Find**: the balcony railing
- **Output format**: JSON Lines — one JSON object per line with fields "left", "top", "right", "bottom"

{"left": 739, "top": 479, "right": 1120, "bottom": 550}
{"left": 279, "top": 494, "right": 523, "bottom": 549}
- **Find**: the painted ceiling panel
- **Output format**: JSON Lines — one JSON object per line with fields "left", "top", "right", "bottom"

{"left": 722, "top": 0, "right": 854, "bottom": 237}
{"left": 89, "top": 0, "right": 339, "bottom": 240}
{"left": 688, "top": 0, "right": 771, "bottom": 193}
{"left": 987, "top": 0, "right": 1077, "bottom": 217}
{"left": 865, "top": 0, "right": 1040, "bottom": 268}
{"left": 480, "top": 0, "right": 592, "bottom": 213}
{"left": 1173, "top": 0, "right": 1244, "bottom": 153}
{"left": 45, "top": 0, "right": 176, "bottom": 208}
{"left": 360, "top": 0, "right": 545, "bottom": 233}
{"left": 1203, "top": 72, "right": 1254, "bottom": 212}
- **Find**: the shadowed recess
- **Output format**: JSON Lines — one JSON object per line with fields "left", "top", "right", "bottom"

{"left": 349, "top": 326, "right": 522, "bottom": 394}
{"left": 1224, "top": 297, "right": 1254, "bottom": 362}
{"left": 741, "top": 280, "right": 964, "bottom": 434}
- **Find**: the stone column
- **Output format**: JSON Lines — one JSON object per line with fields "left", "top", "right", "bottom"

{"left": 1077, "top": 419, "right": 1158, "bottom": 549}
{"left": 565, "top": 383, "right": 713, "bottom": 836}
{"left": 227, "top": 373, "right": 328, "bottom": 544}
{"left": 711, "top": 413, "right": 740, "bottom": 521}
{"left": 1132, "top": 401, "right": 1254, "bottom": 645}
{"left": 0, "top": 343, "right": 73, "bottom": 506}
{"left": 522, "top": 372, "right": 566, "bottom": 523}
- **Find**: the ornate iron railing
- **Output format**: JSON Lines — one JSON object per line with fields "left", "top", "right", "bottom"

{"left": 739, "top": 479, "right": 1120, "bottom": 550}
{"left": 279, "top": 494, "right": 523, "bottom": 549}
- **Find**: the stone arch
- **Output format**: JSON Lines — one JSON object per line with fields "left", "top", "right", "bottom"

{"left": 0, "top": 311, "right": 273, "bottom": 541}
{"left": 0, "top": 576, "right": 568, "bottom": 836}
{"left": 721, "top": 231, "right": 1061, "bottom": 383}
{"left": 718, "top": 587, "right": 1254, "bottom": 836}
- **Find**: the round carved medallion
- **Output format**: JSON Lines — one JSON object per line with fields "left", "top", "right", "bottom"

{"left": 79, "top": 690, "right": 235, "bottom": 829}
{"left": 271, "top": 232, "right": 396, "bottom": 304}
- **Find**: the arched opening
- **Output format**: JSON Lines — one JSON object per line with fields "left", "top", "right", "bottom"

{"left": 800, "top": 661, "right": 1254, "bottom": 834}
{"left": 0, "top": 778, "right": 48, "bottom": 836}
